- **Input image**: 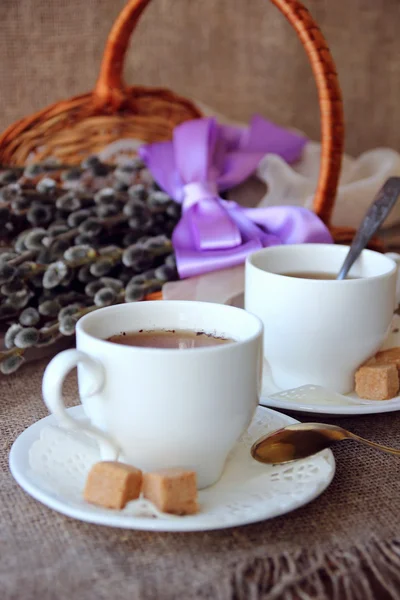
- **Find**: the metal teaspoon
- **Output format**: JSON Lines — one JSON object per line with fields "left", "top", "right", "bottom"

{"left": 337, "top": 177, "right": 400, "bottom": 280}
{"left": 251, "top": 422, "right": 400, "bottom": 464}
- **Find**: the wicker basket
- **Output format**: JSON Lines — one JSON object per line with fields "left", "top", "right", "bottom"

{"left": 0, "top": 0, "right": 349, "bottom": 241}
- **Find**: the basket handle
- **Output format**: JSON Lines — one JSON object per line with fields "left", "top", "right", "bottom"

{"left": 95, "top": 0, "right": 344, "bottom": 227}
{"left": 94, "top": 0, "right": 151, "bottom": 109}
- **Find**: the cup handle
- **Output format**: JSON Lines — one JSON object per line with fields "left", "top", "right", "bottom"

{"left": 42, "top": 349, "right": 120, "bottom": 460}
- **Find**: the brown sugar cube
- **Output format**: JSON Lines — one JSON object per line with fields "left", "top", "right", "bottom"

{"left": 355, "top": 364, "right": 399, "bottom": 401}
{"left": 84, "top": 461, "right": 142, "bottom": 509}
{"left": 373, "top": 347, "right": 400, "bottom": 371}
{"left": 142, "top": 468, "right": 198, "bottom": 515}
{"left": 362, "top": 356, "right": 377, "bottom": 367}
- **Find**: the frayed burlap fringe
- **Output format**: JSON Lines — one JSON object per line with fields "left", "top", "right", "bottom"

{"left": 200, "top": 538, "right": 400, "bottom": 600}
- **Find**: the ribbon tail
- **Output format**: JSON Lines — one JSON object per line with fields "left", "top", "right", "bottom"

{"left": 173, "top": 199, "right": 255, "bottom": 278}
{"left": 173, "top": 203, "right": 333, "bottom": 279}
{"left": 225, "top": 202, "right": 282, "bottom": 246}
{"left": 243, "top": 205, "right": 333, "bottom": 244}
{"left": 192, "top": 198, "right": 242, "bottom": 250}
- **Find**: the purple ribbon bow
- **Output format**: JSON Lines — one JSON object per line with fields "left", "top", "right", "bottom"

{"left": 139, "top": 116, "right": 332, "bottom": 279}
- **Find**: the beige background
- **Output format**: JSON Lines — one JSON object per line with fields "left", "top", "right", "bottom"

{"left": 0, "top": 0, "right": 399, "bottom": 157}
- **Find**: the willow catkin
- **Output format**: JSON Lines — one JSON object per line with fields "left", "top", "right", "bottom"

{"left": 0, "top": 156, "right": 180, "bottom": 374}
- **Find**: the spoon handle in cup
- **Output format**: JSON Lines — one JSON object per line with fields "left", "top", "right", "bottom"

{"left": 337, "top": 177, "right": 400, "bottom": 280}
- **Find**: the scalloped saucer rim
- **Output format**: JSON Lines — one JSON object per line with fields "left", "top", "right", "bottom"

{"left": 9, "top": 405, "right": 335, "bottom": 532}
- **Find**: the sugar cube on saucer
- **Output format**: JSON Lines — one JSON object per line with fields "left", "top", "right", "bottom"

{"left": 142, "top": 468, "right": 198, "bottom": 515}
{"left": 373, "top": 347, "right": 400, "bottom": 371}
{"left": 84, "top": 461, "right": 142, "bottom": 509}
{"left": 355, "top": 363, "right": 399, "bottom": 400}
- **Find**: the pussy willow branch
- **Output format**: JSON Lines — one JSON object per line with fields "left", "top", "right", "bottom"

{"left": 0, "top": 277, "right": 163, "bottom": 363}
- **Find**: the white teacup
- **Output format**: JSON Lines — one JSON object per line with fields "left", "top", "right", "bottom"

{"left": 42, "top": 301, "right": 263, "bottom": 489}
{"left": 245, "top": 244, "right": 397, "bottom": 394}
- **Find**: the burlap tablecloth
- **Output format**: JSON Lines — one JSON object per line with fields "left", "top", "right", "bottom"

{"left": 1, "top": 359, "right": 400, "bottom": 600}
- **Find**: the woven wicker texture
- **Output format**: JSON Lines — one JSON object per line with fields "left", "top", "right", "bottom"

{"left": 1, "top": 0, "right": 400, "bottom": 157}
{"left": 0, "top": 0, "right": 344, "bottom": 235}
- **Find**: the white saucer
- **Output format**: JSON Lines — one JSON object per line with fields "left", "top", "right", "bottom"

{"left": 260, "top": 360, "right": 400, "bottom": 416}
{"left": 9, "top": 405, "right": 335, "bottom": 532}
{"left": 231, "top": 291, "right": 400, "bottom": 416}
{"left": 259, "top": 313, "right": 400, "bottom": 416}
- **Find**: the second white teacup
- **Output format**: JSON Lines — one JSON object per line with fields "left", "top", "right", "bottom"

{"left": 42, "top": 301, "right": 263, "bottom": 489}
{"left": 245, "top": 244, "right": 397, "bottom": 394}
